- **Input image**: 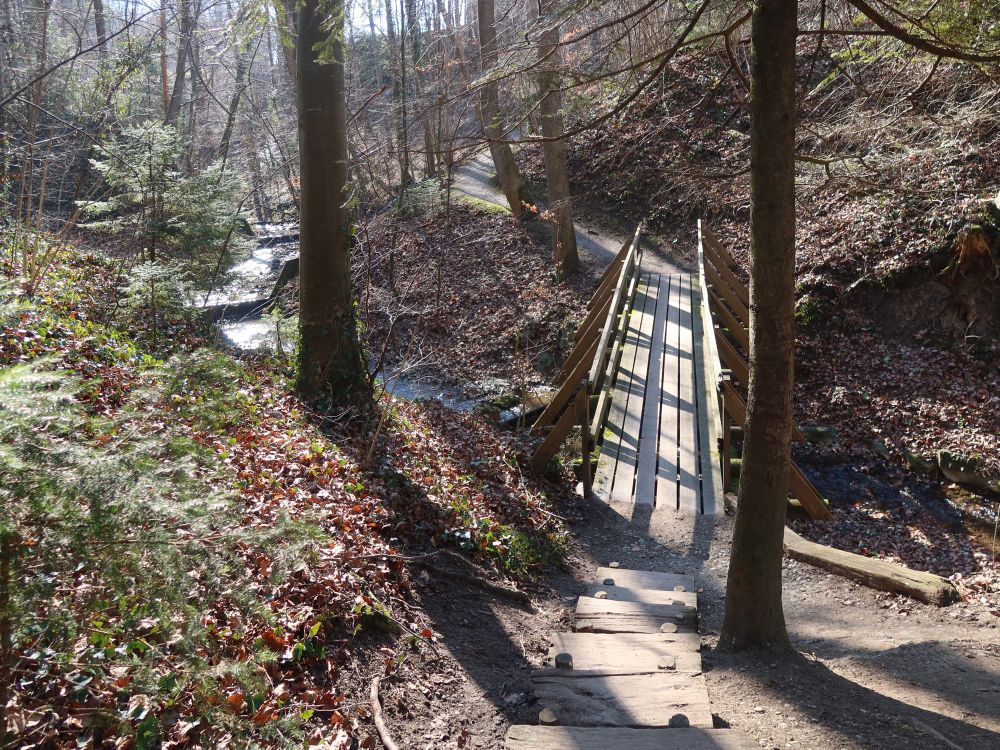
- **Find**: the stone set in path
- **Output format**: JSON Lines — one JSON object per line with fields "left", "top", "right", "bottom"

{"left": 504, "top": 564, "right": 756, "bottom": 749}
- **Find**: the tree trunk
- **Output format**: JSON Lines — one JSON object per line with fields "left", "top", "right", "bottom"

{"left": 535, "top": 0, "right": 578, "bottom": 279}
{"left": 92, "top": 0, "right": 107, "bottom": 58}
{"left": 218, "top": 34, "right": 254, "bottom": 168}
{"left": 405, "top": 0, "right": 436, "bottom": 178}
{"left": 719, "top": 0, "right": 799, "bottom": 652}
{"left": 165, "top": 0, "right": 192, "bottom": 125}
{"left": 477, "top": 0, "right": 523, "bottom": 218}
{"left": 160, "top": 0, "right": 170, "bottom": 114}
{"left": 387, "top": 0, "right": 413, "bottom": 185}
{"left": 279, "top": 0, "right": 298, "bottom": 85}
{"left": 296, "top": 0, "right": 370, "bottom": 409}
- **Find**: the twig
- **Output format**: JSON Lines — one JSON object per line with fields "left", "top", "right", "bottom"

{"left": 370, "top": 676, "right": 402, "bottom": 750}
{"left": 350, "top": 549, "right": 538, "bottom": 612}
{"left": 909, "top": 718, "right": 967, "bottom": 750}
{"left": 991, "top": 501, "right": 998, "bottom": 562}
{"left": 421, "top": 553, "right": 538, "bottom": 614}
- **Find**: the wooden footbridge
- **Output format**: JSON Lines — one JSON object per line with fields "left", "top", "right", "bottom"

{"left": 509, "top": 223, "right": 957, "bottom": 748}
{"left": 529, "top": 221, "right": 832, "bottom": 520}
{"left": 508, "top": 223, "right": 836, "bottom": 749}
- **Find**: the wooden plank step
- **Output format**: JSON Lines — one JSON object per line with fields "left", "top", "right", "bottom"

{"left": 505, "top": 726, "right": 759, "bottom": 750}
{"left": 530, "top": 671, "right": 713, "bottom": 728}
{"left": 543, "top": 632, "right": 701, "bottom": 674}
{"left": 596, "top": 567, "right": 695, "bottom": 592}
{"left": 584, "top": 583, "right": 697, "bottom": 608}
{"left": 574, "top": 597, "right": 697, "bottom": 634}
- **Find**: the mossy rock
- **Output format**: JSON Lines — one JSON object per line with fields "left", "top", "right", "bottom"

{"left": 801, "top": 425, "right": 839, "bottom": 446}
{"left": 903, "top": 449, "right": 937, "bottom": 477}
{"left": 794, "top": 294, "right": 823, "bottom": 329}
{"left": 937, "top": 449, "right": 996, "bottom": 491}
{"left": 455, "top": 194, "right": 511, "bottom": 216}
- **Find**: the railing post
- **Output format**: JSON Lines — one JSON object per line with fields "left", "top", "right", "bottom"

{"left": 721, "top": 389, "right": 731, "bottom": 493}
{"left": 578, "top": 380, "right": 592, "bottom": 496}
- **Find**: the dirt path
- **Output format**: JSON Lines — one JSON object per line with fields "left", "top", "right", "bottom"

{"left": 368, "top": 151, "right": 1000, "bottom": 750}
{"left": 451, "top": 149, "right": 682, "bottom": 276}
{"left": 376, "top": 496, "right": 999, "bottom": 749}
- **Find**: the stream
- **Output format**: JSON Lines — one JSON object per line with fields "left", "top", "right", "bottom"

{"left": 202, "top": 223, "right": 299, "bottom": 348}
{"left": 202, "top": 226, "right": 548, "bottom": 418}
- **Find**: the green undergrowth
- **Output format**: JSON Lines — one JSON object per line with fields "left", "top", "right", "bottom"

{"left": 1, "top": 236, "right": 569, "bottom": 748}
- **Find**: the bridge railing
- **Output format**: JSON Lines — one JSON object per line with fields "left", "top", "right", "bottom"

{"left": 529, "top": 223, "right": 645, "bottom": 492}
{"left": 697, "top": 221, "right": 833, "bottom": 521}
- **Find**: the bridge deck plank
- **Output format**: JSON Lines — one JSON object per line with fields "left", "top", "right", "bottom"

{"left": 677, "top": 274, "right": 700, "bottom": 515}
{"left": 655, "top": 275, "right": 681, "bottom": 510}
{"left": 634, "top": 274, "right": 669, "bottom": 506}
{"left": 592, "top": 280, "right": 646, "bottom": 502}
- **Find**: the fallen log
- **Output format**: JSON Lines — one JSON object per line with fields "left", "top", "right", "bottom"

{"left": 783, "top": 527, "right": 959, "bottom": 606}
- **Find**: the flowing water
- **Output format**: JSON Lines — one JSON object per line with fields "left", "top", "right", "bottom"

{"left": 201, "top": 223, "right": 298, "bottom": 348}
{"left": 203, "top": 225, "right": 486, "bottom": 411}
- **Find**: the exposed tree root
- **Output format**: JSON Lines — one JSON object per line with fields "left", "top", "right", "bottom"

{"left": 371, "top": 676, "right": 402, "bottom": 750}
{"left": 420, "top": 550, "right": 538, "bottom": 613}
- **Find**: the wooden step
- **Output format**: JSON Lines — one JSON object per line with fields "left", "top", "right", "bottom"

{"left": 596, "top": 567, "right": 695, "bottom": 592}
{"left": 530, "top": 671, "right": 714, "bottom": 728}
{"left": 505, "top": 726, "right": 758, "bottom": 750}
{"left": 542, "top": 632, "right": 701, "bottom": 674}
{"left": 575, "top": 596, "right": 697, "bottom": 634}
{"left": 584, "top": 583, "right": 698, "bottom": 608}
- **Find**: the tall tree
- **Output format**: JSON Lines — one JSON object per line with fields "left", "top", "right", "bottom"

{"left": 476, "top": 0, "right": 523, "bottom": 218}
{"left": 535, "top": 0, "right": 578, "bottom": 279}
{"left": 296, "top": 0, "right": 370, "bottom": 407}
{"left": 720, "top": 0, "right": 799, "bottom": 651}
{"left": 165, "top": 0, "right": 194, "bottom": 125}
{"left": 385, "top": 0, "right": 413, "bottom": 184}
{"left": 92, "top": 0, "right": 108, "bottom": 59}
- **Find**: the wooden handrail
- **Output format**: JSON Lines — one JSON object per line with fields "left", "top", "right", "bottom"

{"left": 698, "top": 221, "right": 832, "bottom": 522}
{"left": 589, "top": 222, "right": 643, "bottom": 390}
{"left": 530, "top": 222, "right": 644, "bottom": 476}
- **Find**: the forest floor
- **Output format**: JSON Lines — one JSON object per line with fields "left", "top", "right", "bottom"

{"left": 378, "top": 494, "right": 1000, "bottom": 750}
{"left": 362, "top": 143, "right": 1000, "bottom": 750}
{"left": 9, "top": 188, "right": 999, "bottom": 750}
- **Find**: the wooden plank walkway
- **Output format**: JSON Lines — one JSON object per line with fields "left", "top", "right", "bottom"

{"left": 593, "top": 272, "right": 723, "bottom": 515}
{"left": 504, "top": 563, "right": 756, "bottom": 749}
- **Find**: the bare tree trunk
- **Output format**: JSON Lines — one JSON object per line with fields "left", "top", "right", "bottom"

{"left": 218, "top": 34, "right": 254, "bottom": 168}
{"left": 720, "top": 0, "right": 798, "bottom": 652}
{"left": 405, "top": 0, "right": 436, "bottom": 178}
{"left": 386, "top": 0, "right": 413, "bottom": 185}
{"left": 296, "top": 0, "right": 369, "bottom": 408}
{"left": 243, "top": 122, "right": 268, "bottom": 222}
{"left": 535, "top": 0, "right": 578, "bottom": 278}
{"left": 160, "top": 0, "right": 170, "bottom": 114}
{"left": 279, "top": 0, "right": 297, "bottom": 85}
{"left": 477, "top": 0, "right": 523, "bottom": 218}
{"left": 185, "top": 10, "right": 202, "bottom": 167}
{"left": 92, "top": 0, "right": 107, "bottom": 58}
{"left": 165, "top": 0, "right": 192, "bottom": 125}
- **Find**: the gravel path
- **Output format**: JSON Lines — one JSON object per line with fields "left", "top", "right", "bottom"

{"left": 450, "top": 148, "right": 682, "bottom": 276}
